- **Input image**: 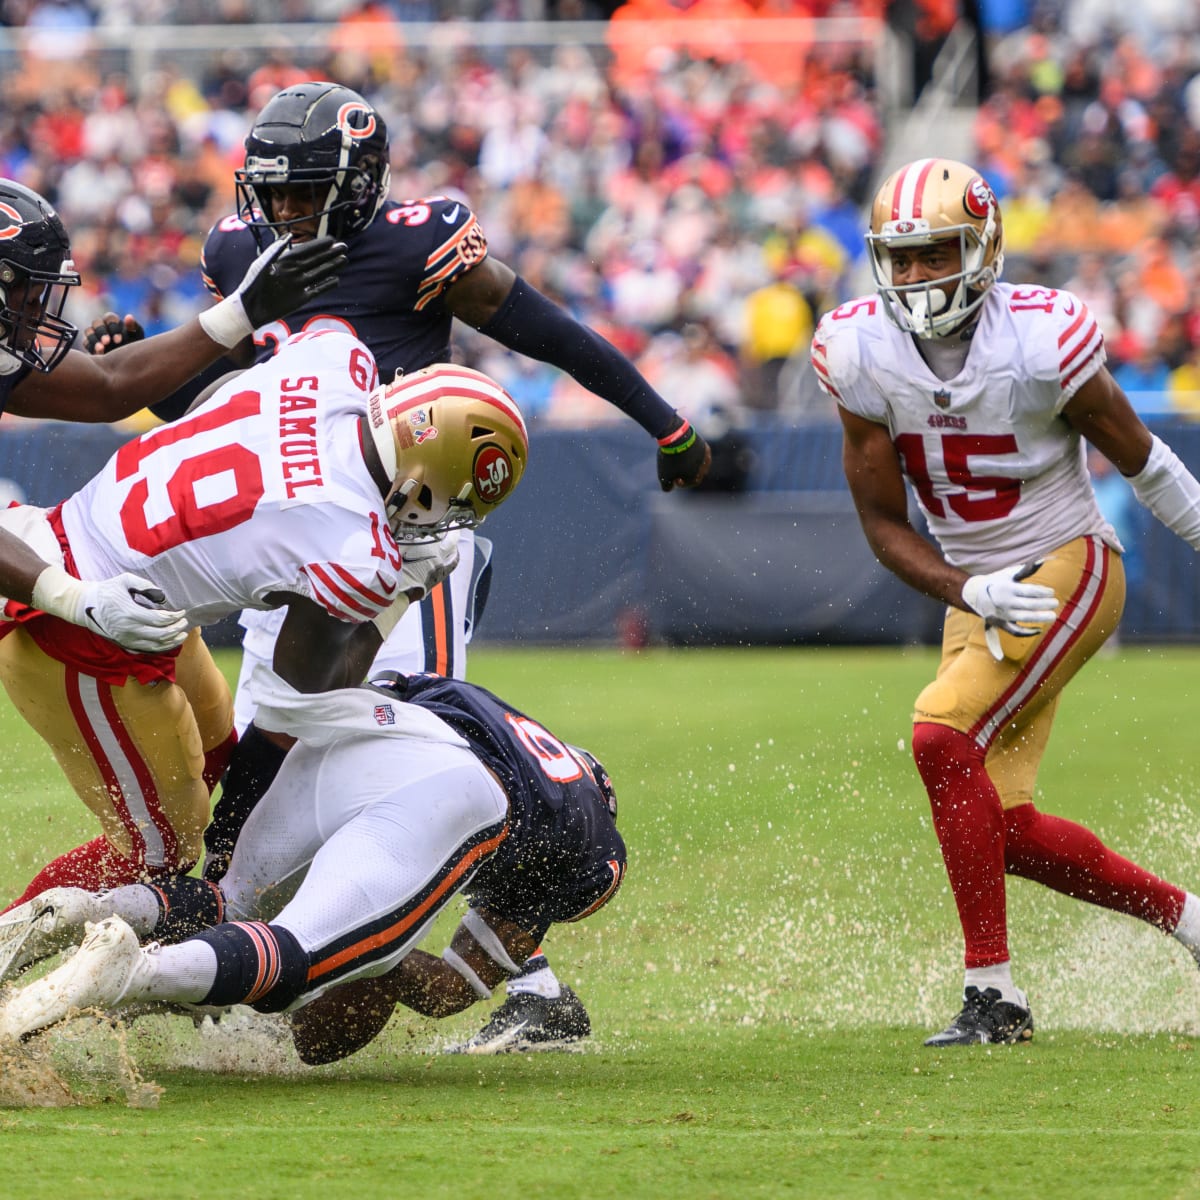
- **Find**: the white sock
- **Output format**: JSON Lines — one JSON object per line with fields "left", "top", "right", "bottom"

{"left": 126, "top": 941, "right": 219, "bottom": 1006}
{"left": 98, "top": 885, "right": 163, "bottom": 938}
{"left": 964, "top": 961, "right": 1025, "bottom": 1007}
{"left": 507, "top": 966, "right": 561, "bottom": 1000}
{"left": 1173, "top": 892, "right": 1200, "bottom": 964}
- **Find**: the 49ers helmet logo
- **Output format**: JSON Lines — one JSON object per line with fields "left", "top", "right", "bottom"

{"left": 337, "top": 102, "right": 377, "bottom": 140}
{"left": 0, "top": 203, "right": 24, "bottom": 241}
{"left": 964, "top": 176, "right": 995, "bottom": 219}
{"left": 473, "top": 444, "right": 514, "bottom": 503}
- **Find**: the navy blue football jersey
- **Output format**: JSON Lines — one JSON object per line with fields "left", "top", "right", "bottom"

{"left": 201, "top": 196, "right": 489, "bottom": 383}
{"left": 371, "top": 672, "right": 626, "bottom": 935}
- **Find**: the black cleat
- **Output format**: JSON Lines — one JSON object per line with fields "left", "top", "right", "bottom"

{"left": 924, "top": 985, "right": 1034, "bottom": 1047}
{"left": 446, "top": 985, "right": 592, "bottom": 1054}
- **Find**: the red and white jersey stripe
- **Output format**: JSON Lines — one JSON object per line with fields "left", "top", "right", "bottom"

{"left": 813, "top": 283, "right": 1118, "bottom": 574}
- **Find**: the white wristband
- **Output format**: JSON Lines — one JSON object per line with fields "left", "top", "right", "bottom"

{"left": 30, "top": 563, "right": 85, "bottom": 623}
{"left": 197, "top": 293, "right": 253, "bottom": 349}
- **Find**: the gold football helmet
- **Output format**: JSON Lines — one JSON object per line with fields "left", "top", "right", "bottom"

{"left": 866, "top": 158, "right": 1004, "bottom": 338}
{"left": 366, "top": 364, "right": 529, "bottom": 542}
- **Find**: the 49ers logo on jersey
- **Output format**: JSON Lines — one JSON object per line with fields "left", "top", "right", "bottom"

{"left": 963, "top": 176, "right": 995, "bottom": 219}
{"left": 337, "top": 102, "right": 377, "bottom": 139}
{"left": 0, "top": 203, "right": 24, "bottom": 241}
{"left": 473, "top": 444, "right": 514, "bottom": 503}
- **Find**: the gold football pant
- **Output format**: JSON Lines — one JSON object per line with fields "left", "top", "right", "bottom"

{"left": 913, "top": 534, "right": 1124, "bottom": 808}
{"left": 0, "top": 626, "right": 234, "bottom": 875}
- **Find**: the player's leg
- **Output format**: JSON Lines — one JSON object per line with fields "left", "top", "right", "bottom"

{"left": 0, "top": 739, "right": 509, "bottom": 1041}
{"left": 913, "top": 535, "right": 1120, "bottom": 1043}
{"left": 290, "top": 820, "right": 627, "bottom": 1063}
{"left": 172, "top": 628, "right": 237, "bottom": 792}
{"left": 989, "top": 682, "right": 1198, "bottom": 957}
{"left": 447, "top": 770, "right": 627, "bottom": 1053}
{"left": 0, "top": 628, "right": 210, "bottom": 908}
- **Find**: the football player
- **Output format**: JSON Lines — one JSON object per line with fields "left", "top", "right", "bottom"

{"left": 0, "top": 673, "right": 624, "bottom": 1058}
{"left": 0, "top": 334, "right": 527, "bottom": 924}
{"left": 813, "top": 157, "right": 1200, "bottom": 1046}
{"left": 0, "top": 177, "right": 345, "bottom": 655}
{"left": 90, "top": 80, "right": 703, "bottom": 1050}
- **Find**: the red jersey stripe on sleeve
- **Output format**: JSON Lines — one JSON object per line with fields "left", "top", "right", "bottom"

{"left": 810, "top": 340, "right": 842, "bottom": 400}
{"left": 303, "top": 562, "right": 393, "bottom": 620}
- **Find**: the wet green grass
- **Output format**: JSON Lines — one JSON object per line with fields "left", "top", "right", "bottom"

{"left": 2, "top": 645, "right": 1200, "bottom": 1199}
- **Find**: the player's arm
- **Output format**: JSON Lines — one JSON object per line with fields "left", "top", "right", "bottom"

{"left": 839, "top": 407, "right": 972, "bottom": 608}
{"left": 1065, "top": 364, "right": 1200, "bottom": 548}
{"left": 8, "top": 237, "right": 345, "bottom": 423}
{"left": 287, "top": 908, "right": 537, "bottom": 1065}
{"left": 0, "top": 527, "right": 187, "bottom": 651}
{"left": 445, "top": 257, "right": 710, "bottom": 491}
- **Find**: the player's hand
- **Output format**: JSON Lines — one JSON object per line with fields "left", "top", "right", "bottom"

{"left": 239, "top": 234, "right": 348, "bottom": 329}
{"left": 198, "top": 234, "right": 349, "bottom": 349}
{"left": 31, "top": 564, "right": 188, "bottom": 653}
{"left": 79, "top": 574, "right": 189, "bottom": 652}
{"left": 84, "top": 313, "right": 145, "bottom": 356}
{"left": 398, "top": 530, "right": 461, "bottom": 602}
{"left": 962, "top": 561, "right": 1058, "bottom": 660}
{"left": 656, "top": 417, "right": 712, "bottom": 492}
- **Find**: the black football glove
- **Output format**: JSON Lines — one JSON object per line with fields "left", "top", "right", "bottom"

{"left": 656, "top": 417, "right": 712, "bottom": 492}
{"left": 239, "top": 235, "right": 348, "bottom": 329}
{"left": 84, "top": 313, "right": 145, "bottom": 356}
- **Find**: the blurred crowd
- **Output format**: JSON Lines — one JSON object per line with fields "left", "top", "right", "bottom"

{"left": 1, "top": 0, "right": 1200, "bottom": 431}
{"left": 0, "top": 0, "right": 885, "bottom": 436}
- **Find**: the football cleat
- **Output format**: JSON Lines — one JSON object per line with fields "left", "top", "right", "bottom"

{"left": 0, "top": 887, "right": 108, "bottom": 983}
{"left": 924, "top": 985, "right": 1034, "bottom": 1047}
{"left": 0, "top": 916, "right": 146, "bottom": 1042}
{"left": 445, "top": 985, "right": 591, "bottom": 1055}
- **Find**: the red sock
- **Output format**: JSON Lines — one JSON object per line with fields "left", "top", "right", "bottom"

{"left": 1004, "top": 804, "right": 1185, "bottom": 932}
{"left": 912, "top": 722, "right": 1009, "bottom": 968}
{"left": 203, "top": 728, "right": 238, "bottom": 795}
{"left": 3, "top": 836, "right": 190, "bottom": 913}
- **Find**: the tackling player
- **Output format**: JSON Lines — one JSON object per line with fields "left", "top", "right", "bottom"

{"left": 0, "top": 674, "right": 624, "bottom": 1058}
{"left": 0, "top": 333, "right": 527, "bottom": 920}
{"left": 0, "top": 177, "right": 344, "bottom": 654}
{"left": 813, "top": 157, "right": 1200, "bottom": 1046}
{"left": 90, "top": 81, "right": 699, "bottom": 1049}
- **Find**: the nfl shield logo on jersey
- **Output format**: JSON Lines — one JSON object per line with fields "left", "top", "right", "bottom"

{"left": 374, "top": 704, "right": 396, "bottom": 726}
{"left": 933, "top": 388, "right": 951, "bottom": 409}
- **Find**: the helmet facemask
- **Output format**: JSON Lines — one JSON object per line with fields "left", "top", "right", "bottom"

{"left": 0, "top": 256, "right": 80, "bottom": 373}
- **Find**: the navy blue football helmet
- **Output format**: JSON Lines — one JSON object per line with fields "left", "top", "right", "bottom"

{"left": 0, "top": 180, "right": 80, "bottom": 373}
{"left": 236, "top": 82, "right": 391, "bottom": 248}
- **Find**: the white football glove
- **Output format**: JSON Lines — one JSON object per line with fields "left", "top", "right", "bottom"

{"left": 372, "top": 532, "right": 462, "bottom": 640}
{"left": 961, "top": 560, "right": 1059, "bottom": 661}
{"left": 31, "top": 565, "right": 189, "bottom": 653}
{"left": 399, "top": 530, "right": 461, "bottom": 601}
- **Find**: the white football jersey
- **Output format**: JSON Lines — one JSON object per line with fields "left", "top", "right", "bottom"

{"left": 812, "top": 282, "right": 1121, "bottom": 574}
{"left": 62, "top": 330, "right": 404, "bottom": 628}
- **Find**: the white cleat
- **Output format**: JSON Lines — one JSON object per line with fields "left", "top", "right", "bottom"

{"left": 0, "top": 887, "right": 108, "bottom": 983}
{"left": 0, "top": 916, "right": 145, "bottom": 1042}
